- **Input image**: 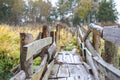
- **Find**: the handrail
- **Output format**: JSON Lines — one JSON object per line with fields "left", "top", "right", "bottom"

{"left": 77, "top": 23, "right": 120, "bottom": 80}
{"left": 10, "top": 24, "right": 58, "bottom": 80}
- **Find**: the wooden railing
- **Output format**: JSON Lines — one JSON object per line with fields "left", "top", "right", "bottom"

{"left": 10, "top": 24, "right": 61, "bottom": 80}
{"left": 77, "top": 23, "right": 120, "bottom": 80}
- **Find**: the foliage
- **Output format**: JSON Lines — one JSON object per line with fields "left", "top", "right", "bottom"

{"left": 0, "top": 0, "right": 24, "bottom": 25}
{"left": 58, "top": 28, "right": 77, "bottom": 51}
{"left": 0, "top": 24, "right": 41, "bottom": 79}
{"left": 97, "top": 0, "right": 118, "bottom": 23}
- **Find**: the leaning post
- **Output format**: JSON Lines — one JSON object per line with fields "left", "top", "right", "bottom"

{"left": 20, "top": 33, "right": 33, "bottom": 79}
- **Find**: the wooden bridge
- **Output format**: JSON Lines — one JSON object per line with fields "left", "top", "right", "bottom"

{"left": 10, "top": 23, "right": 120, "bottom": 80}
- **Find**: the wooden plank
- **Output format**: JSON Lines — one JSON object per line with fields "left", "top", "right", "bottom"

{"left": 73, "top": 55, "right": 81, "bottom": 63}
{"left": 82, "top": 62, "right": 92, "bottom": 73}
{"left": 67, "top": 77, "right": 75, "bottom": 80}
{"left": 63, "top": 53, "right": 71, "bottom": 63}
{"left": 56, "top": 54, "right": 63, "bottom": 62}
{"left": 10, "top": 70, "right": 26, "bottom": 80}
{"left": 74, "top": 76, "right": 81, "bottom": 80}
{"left": 42, "top": 60, "right": 55, "bottom": 80}
{"left": 48, "top": 42, "right": 57, "bottom": 60}
{"left": 58, "top": 78, "right": 66, "bottom": 80}
{"left": 89, "top": 23, "right": 103, "bottom": 33}
{"left": 49, "top": 64, "right": 60, "bottom": 78}
{"left": 69, "top": 54, "right": 74, "bottom": 63}
{"left": 24, "top": 37, "right": 52, "bottom": 60}
{"left": 103, "top": 27, "right": 120, "bottom": 45}
{"left": 57, "top": 64, "right": 69, "bottom": 77}
{"left": 68, "top": 65, "right": 82, "bottom": 77}
{"left": 93, "top": 56, "right": 120, "bottom": 80}
{"left": 31, "top": 55, "right": 48, "bottom": 80}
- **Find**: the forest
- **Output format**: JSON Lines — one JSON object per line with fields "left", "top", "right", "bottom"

{"left": 0, "top": 0, "right": 120, "bottom": 80}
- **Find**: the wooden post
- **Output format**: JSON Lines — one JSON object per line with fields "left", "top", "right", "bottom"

{"left": 104, "top": 41, "right": 119, "bottom": 68}
{"left": 50, "top": 31, "right": 55, "bottom": 44}
{"left": 35, "top": 32, "right": 42, "bottom": 40}
{"left": 20, "top": 33, "right": 33, "bottom": 78}
{"left": 93, "top": 30, "right": 101, "bottom": 53}
{"left": 42, "top": 24, "right": 50, "bottom": 38}
{"left": 56, "top": 24, "right": 60, "bottom": 45}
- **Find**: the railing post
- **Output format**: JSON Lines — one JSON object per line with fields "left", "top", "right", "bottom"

{"left": 104, "top": 41, "right": 119, "bottom": 68}
{"left": 56, "top": 24, "right": 60, "bottom": 45}
{"left": 42, "top": 24, "right": 50, "bottom": 38}
{"left": 50, "top": 31, "right": 55, "bottom": 44}
{"left": 93, "top": 30, "right": 101, "bottom": 53}
{"left": 20, "top": 33, "right": 33, "bottom": 78}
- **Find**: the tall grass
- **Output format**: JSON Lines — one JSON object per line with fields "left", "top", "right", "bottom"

{"left": 0, "top": 24, "right": 41, "bottom": 80}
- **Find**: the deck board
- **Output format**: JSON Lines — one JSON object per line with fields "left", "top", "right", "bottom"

{"left": 48, "top": 51, "right": 93, "bottom": 80}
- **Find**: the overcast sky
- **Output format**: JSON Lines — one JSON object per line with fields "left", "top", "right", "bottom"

{"left": 114, "top": 0, "right": 120, "bottom": 23}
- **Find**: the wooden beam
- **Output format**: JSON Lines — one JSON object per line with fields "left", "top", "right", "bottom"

{"left": 85, "top": 48, "right": 99, "bottom": 80}
{"left": 103, "top": 27, "right": 120, "bottom": 45}
{"left": 42, "top": 60, "right": 55, "bottom": 80}
{"left": 93, "top": 56, "right": 120, "bottom": 80}
{"left": 31, "top": 55, "right": 48, "bottom": 80}
{"left": 24, "top": 37, "right": 52, "bottom": 60}
{"left": 10, "top": 70, "right": 26, "bottom": 80}
{"left": 89, "top": 23, "right": 103, "bottom": 34}
{"left": 48, "top": 42, "right": 57, "bottom": 61}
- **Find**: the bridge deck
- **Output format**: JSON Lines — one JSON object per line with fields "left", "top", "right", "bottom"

{"left": 48, "top": 51, "right": 93, "bottom": 80}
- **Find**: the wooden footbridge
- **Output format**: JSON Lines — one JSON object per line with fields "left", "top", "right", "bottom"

{"left": 10, "top": 23, "right": 120, "bottom": 80}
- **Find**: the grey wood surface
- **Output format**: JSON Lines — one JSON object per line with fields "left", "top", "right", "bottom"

{"left": 48, "top": 51, "right": 93, "bottom": 80}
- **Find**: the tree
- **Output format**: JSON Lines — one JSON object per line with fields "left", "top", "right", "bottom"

{"left": 0, "top": 0, "right": 24, "bottom": 25}
{"left": 97, "top": 0, "right": 118, "bottom": 23}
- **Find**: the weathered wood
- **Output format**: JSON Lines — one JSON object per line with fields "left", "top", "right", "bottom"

{"left": 68, "top": 65, "right": 82, "bottom": 77}
{"left": 20, "top": 33, "right": 33, "bottom": 78}
{"left": 93, "top": 56, "right": 120, "bottom": 80}
{"left": 24, "top": 37, "right": 52, "bottom": 60}
{"left": 42, "top": 60, "right": 55, "bottom": 80}
{"left": 82, "top": 62, "right": 92, "bottom": 73}
{"left": 48, "top": 42, "right": 57, "bottom": 61}
{"left": 89, "top": 23, "right": 103, "bottom": 34}
{"left": 49, "top": 64, "right": 60, "bottom": 78}
{"left": 57, "top": 64, "right": 69, "bottom": 77}
{"left": 85, "top": 48, "right": 99, "bottom": 80}
{"left": 93, "top": 30, "right": 101, "bottom": 53}
{"left": 73, "top": 54, "right": 81, "bottom": 64}
{"left": 10, "top": 70, "right": 26, "bottom": 80}
{"left": 31, "top": 55, "right": 48, "bottom": 80}
{"left": 77, "top": 26, "right": 84, "bottom": 41}
{"left": 103, "top": 27, "right": 120, "bottom": 45}
{"left": 83, "top": 29, "right": 91, "bottom": 41}
{"left": 104, "top": 41, "right": 119, "bottom": 68}
{"left": 35, "top": 32, "right": 42, "bottom": 40}
{"left": 42, "top": 24, "right": 50, "bottom": 38}
{"left": 50, "top": 31, "right": 55, "bottom": 44}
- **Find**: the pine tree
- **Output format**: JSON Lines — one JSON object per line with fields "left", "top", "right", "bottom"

{"left": 97, "top": 0, "right": 118, "bottom": 23}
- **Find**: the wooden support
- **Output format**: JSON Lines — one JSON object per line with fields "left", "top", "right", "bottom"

{"left": 85, "top": 48, "right": 99, "bottom": 80}
{"left": 35, "top": 32, "right": 42, "bottom": 40}
{"left": 10, "top": 70, "right": 26, "bottom": 80}
{"left": 42, "top": 24, "right": 50, "bottom": 38}
{"left": 89, "top": 23, "right": 103, "bottom": 34}
{"left": 93, "top": 30, "right": 101, "bottom": 53}
{"left": 20, "top": 33, "right": 33, "bottom": 78}
{"left": 104, "top": 41, "right": 119, "bottom": 68}
{"left": 56, "top": 24, "right": 60, "bottom": 45}
{"left": 50, "top": 31, "right": 55, "bottom": 44}
{"left": 31, "top": 55, "right": 48, "bottom": 80}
